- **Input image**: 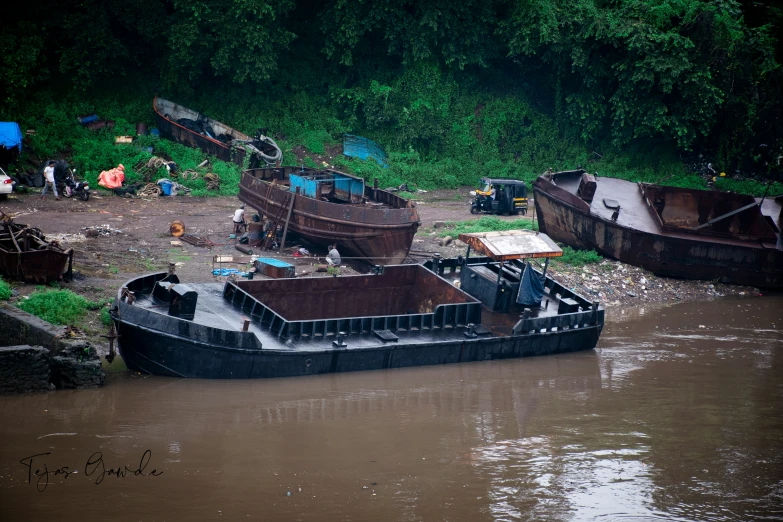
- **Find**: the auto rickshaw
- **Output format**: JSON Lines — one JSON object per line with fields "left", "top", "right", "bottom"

{"left": 470, "top": 178, "right": 528, "bottom": 215}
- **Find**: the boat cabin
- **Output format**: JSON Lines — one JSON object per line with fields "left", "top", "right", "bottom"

{"left": 456, "top": 230, "right": 563, "bottom": 313}
{"left": 289, "top": 170, "right": 365, "bottom": 204}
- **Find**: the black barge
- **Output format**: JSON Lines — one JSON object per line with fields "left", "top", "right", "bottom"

{"left": 111, "top": 231, "right": 604, "bottom": 379}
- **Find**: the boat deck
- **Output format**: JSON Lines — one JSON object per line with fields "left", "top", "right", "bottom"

{"left": 133, "top": 281, "right": 569, "bottom": 353}
{"left": 552, "top": 175, "right": 781, "bottom": 248}
{"left": 554, "top": 176, "right": 659, "bottom": 233}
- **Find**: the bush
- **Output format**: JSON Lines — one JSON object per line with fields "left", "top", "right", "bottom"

{"left": 18, "top": 288, "right": 102, "bottom": 325}
{"left": 0, "top": 277, "right": 11, "bottom": 300}
{"left": 439, "top": 216, "right": 538, "bottom": 237}
{"left": 553, "top": 246, "right": 603, "bottom": 266}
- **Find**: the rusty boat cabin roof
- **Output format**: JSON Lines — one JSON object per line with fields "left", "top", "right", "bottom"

{"left": 539, "top": 169, "right": 781, "bottom": 246}
{"left": 458, "top": 230, "right": 562, "bottom": 262}
{"left": 113, "top": 237, "right": 603, "bottom": 378}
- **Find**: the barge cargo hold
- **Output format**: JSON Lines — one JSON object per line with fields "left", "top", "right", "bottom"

{"left": 533, "top": 170, "right": 783, "bottom": 289}
{"left": 153, "top": 97, "right": 282, "bottom": 167}
{"left": 238, "top": 166, "right": 420, "bottom": 265}
{"left": 0, "top": 212, "right": 73, "bottom": 283}
{"left": 112, "top": 231, "right": 604, "bottom": 379}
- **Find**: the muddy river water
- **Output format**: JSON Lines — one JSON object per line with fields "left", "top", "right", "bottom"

{"left": 1, "top": 296, "right": 781, "bottom": 521}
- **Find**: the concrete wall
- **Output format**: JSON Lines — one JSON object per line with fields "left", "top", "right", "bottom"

{"left": 0, "top": 303, "right": 104, "bottom": 393}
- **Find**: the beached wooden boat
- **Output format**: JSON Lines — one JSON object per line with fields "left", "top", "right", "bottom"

{"left": 533, "top": 170, "right": 783, "bottom": 289}
{"left": 0, "top": 212, "right": 73, "bottom": 283}
{"left": 238, "top": 166, "right": 420, "bottom": 265}
{"left": 152, "top": 97, "right": 282, "bottom": 167}
{"left": 111, "top": 231, "right": 603, "bottom": 379}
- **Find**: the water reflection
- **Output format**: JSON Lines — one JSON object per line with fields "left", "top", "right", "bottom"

{"left": 0, "top": 296, "right": 781, "bottom": 521}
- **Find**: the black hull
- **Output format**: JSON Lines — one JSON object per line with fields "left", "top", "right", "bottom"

{"left": 115, "top": 318, "right": 601, "bottom": 379}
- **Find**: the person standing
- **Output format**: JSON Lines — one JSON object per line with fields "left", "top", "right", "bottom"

{"left": 41, "top": 161, "right": 60, "bottom": 200}
{"left": 326, "top": 244, "right": 341, "bottom": 266}
{"left": 232, "top": 204, "right": 246, "bottom": 234}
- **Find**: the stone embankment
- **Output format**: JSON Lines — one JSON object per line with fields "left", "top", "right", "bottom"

{"left": 0, "top": 304, "right": 104, "bottom": 394}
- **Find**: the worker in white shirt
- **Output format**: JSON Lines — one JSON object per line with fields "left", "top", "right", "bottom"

{"left": 232, "top": 204, "right": 246, "bottom": 233}
{"left": 41, "top": 161, "right": 60, "bottom": 200}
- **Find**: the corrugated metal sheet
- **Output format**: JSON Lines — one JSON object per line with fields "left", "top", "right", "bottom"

{"left": 343, "top": 134, "right": 389, "bottom": 168}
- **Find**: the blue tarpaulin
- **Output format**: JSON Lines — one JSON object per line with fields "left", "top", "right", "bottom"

{"left": 0, "top": 122, "right": 22, "bottom": 153}
{"left": 516, "top": 262, "right": 545, "bottom": 307}
{"left": 343, "top": 134, "right": 389, "bottom": 168}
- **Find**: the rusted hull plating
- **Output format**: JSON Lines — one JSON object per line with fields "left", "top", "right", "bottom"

{"left": 533, "top": 179, "right": 783, "bottom": 289}
{"left": 239, "top": 167, "right": 420, "bottom": 265}
{"left": 152, "top": 98, "right": 279, "bottom": 168}
{"left": 0, "top": 218, "right": 73, "bottom": 283}
{"left": 0, "top": 249, "right": 72, "bottom": 283}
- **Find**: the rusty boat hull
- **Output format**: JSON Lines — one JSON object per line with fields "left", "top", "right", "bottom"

{"left": 239, "top": 166, "right": 420, "bottom": 265}
{"left": 533, "top": 170, "right": 783, "bottom": 289}
{"left": 0, "top": 216, "right": 73, "bottom": 283}
{"left": 152, "top": 97, "right": 281, "bottom": 167}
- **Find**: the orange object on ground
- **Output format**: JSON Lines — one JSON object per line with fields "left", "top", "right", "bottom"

{"left": 98, "top": 164, "right": 126, "bottom": 189}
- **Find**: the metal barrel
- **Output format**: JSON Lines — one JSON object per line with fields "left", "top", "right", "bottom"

{"left": 247, "top": 222, "right": 264, "bottom": 247}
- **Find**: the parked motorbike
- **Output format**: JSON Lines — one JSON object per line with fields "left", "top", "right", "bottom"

{"left": 62, "top": 169, "right": 90, "bottom": 201}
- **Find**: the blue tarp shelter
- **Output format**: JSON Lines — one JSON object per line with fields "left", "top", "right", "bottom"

{"left": 0, "top": 122, "right": 23, "bottom": 154}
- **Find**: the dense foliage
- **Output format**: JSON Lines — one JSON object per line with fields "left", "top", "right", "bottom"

{"left": 2, "top": 0, "right": 780, "bottom": 191}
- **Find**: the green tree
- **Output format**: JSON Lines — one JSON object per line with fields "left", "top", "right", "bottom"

{"left": 164, "top": 0, "right": 296, "bottom": 87}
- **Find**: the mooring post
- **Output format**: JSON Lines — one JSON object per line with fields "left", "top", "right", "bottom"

{"left": 592, "top": 300, "right": 600, "bottom": 324}
{"left": 242, "top": 318, "right": 250, "bottom": 332}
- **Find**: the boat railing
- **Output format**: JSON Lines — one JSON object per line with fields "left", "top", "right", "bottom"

{"left": 512, "top": 305, "right": 603, "bottom": 335}
{"left": 223, "top": 280, "right": 482, "bottom": 342}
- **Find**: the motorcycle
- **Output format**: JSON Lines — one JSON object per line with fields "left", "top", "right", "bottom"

{"left": 62, "top": 168, "right": 90, "bottom": 201}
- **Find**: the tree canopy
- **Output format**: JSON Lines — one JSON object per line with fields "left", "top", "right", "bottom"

{"left": 1, "top": 0, "right": 780, "bottom": 175}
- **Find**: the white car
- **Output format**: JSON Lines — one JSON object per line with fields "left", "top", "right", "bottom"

{"left": 0, "top": 167, "right": 15, "bottom": 199}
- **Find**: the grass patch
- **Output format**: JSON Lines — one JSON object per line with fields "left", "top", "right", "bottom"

{"left": 0, "top": 277, "right": 11, "bottom": 300}
{"left": 551, "top": 246, "right": 603, "bottom": 266}
{"left": 100, "top": 299, "right": 114, "bottom": 326}
{"left": 18, "top": 288, "right": 103, "bottom": 326}
{"left": 439, "top": 216, "right": 538, "bottom": 237}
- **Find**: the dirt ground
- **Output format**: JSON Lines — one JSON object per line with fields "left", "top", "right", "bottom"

{"left": 0, "top": 188, "right": 761, "bottom": 352}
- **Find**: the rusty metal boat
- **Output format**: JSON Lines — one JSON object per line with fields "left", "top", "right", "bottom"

{"left": 153, "top": 97, "right": 282, "bottom": 167}
{"left": 0, "top": 212, "right": 73, "bottom": 283}
{"left": 238, "top": 166, "right": 420, "bottom": 264}
{"left": 533, "top": 170, "right": 783, "bottom": 289}
{"left": 111, "top": 231, "right": 603, "bottom": 379}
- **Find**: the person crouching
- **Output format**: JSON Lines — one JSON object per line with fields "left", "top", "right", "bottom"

{"left": 232, "top": 204, "right": 246, "bottom": 234}
{"left": 326, "top": 244, "right": 341, "bottom": 266}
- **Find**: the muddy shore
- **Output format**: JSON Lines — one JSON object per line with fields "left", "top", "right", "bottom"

{"left": 0, "top": 189, "right": 762, "bottom": 353}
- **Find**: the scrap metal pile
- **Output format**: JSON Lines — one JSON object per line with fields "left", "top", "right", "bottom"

{"left": 0, "top": 211, "right": 73, "bottom": 282}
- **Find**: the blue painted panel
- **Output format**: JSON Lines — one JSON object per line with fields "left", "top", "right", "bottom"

{"left": 289, "top": 174, "right": 318, "bottom": 198}
{"left": 256, "top": 258, "right": 294, "bottom": 268}
{"left": 333, "top": 174, "right": 364, "bottom": 200}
